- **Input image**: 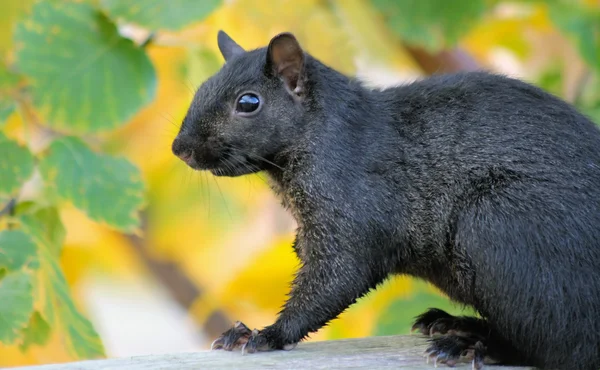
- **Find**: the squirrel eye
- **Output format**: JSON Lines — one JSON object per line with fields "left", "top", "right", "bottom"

{"left": 236, "top": 93, "right": 260, "bottom": 114}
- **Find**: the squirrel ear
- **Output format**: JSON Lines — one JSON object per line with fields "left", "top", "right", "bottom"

{"left": 217, "top": 30, "right": 244, "bottom": 61}
{"left": 266, "top": 32, "right": 305, "bottom": 96}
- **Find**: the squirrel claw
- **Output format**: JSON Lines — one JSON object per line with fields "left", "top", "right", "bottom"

{"left": 412, "top": 308, "right": 454, "bottom": 336}
{"left": 424, "top": 336, "right": 470, "bottom": 368}
{"left": 210, "top": 321, "right": 253, "bottom": 351}
{"left": 423, "top": 336, "right": 490, "bottom": 369}
{"left": 212, "top": 322, "right": 276, "bottom": 354}
{"left": 242, "top": 329, "right": 273, "bottom": 354}
{"left": 471, "top": 341, "right": 485, "bottom": 370}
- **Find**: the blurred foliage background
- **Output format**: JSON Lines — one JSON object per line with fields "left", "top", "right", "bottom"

{"left": 0, "top": 0, "right": 599, "bottom": 367}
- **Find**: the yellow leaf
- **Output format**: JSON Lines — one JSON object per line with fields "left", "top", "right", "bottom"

{"left": 330, "top": 0, "right": 422, "bottom": 76}
{"left": 0, "top": 330, "right": 72, "bottom": 367}
{"left": 320, "top": 276, "right": 414, "bottom": 340}
{"left": 61, "top": 205, "right": 145, "bottom": 282}
{"left": 197, "top": 0, "right": 357, "bottom": 75}
{"left": 215, "top": 234, "right": 298, "bottom": 329}
{"left": 0, "top": 1, "right": 34, "bottom": 57}
{"left": 461, "top": 4, "right": 555, "bottom": 64}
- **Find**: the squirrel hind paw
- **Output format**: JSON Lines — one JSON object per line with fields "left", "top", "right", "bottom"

{"left": 412, "top": 308, "right": 490, "bottom": 338}
{"left": 411, "top": 308, "right": 455, "bottom": 336}
{"left": 414, "top": 309, "right": 524, "bottom": 368}
{"left": 425, "top": 335, "right": 486, "bottom": 369}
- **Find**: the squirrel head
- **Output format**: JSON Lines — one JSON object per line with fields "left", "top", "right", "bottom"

{"left": 172, "top": 30, "right": 308, "bottom": 176}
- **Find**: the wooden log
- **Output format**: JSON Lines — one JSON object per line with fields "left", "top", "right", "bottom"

{"left": 12, "top": 335, "right": 535, "bottom": 369}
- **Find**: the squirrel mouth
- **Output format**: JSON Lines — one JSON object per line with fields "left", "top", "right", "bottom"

{"left": 208, "top": 156, "right": 262, "bottom": 177}
{"left": 209, "top": 167, "right": 236, "bottom": 176}
{"left": 183, "top": 147, "right": 262, "bottom": 177}
{"left": 208, "top": 163, "right": 255, "bottom": 177}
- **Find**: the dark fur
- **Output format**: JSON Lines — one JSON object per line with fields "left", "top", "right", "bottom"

{"left": 172, "top": 31, "right": 600, "bottom": 370}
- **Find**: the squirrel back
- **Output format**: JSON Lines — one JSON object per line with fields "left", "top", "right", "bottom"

{"left": 173, "top": 31, "right": 600, "bottom": 370}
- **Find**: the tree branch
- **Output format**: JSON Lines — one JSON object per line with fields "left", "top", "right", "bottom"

{"left": 403, "top": 43, "right": 480, "bottom": 75}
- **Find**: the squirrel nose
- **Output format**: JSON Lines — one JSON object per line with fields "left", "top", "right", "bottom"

{"left": 172, "top": 137, "right": 194, "bottom": 164}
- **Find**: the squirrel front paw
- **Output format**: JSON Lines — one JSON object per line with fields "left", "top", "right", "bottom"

{"left": 210, "top": 321, "right": 253, "bottom": 351}
{"left": 211, "top": 321, "right": 298, "bottom": 354}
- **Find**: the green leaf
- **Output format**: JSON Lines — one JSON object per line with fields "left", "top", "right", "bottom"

{"left": 20, "top": 207, "right": 65, "bottom": 257}
{"left": 0, "top": 63, "right": 19, "bottom": 125}
{"left": 19, "top": 311, "right": 51, "bottom": 351}
{"left": 0, "top": 230, "right": 39, "bottom": 271}
{"left": 101, "top": 0, "right": 222, "bottom": 31}
{"left": 14, "top": 1, "right": 156, "bottom": 134}
{"left": 185, "top": 47, "right": 222, "bottom": 86}
{"left": 0, "top": 102, "right": 15, "bottom": 124}
{"left": 39, "top": 137, "right": 145, "bottom": 232}
{"left": 36, "top": 245, "right": 105, "bottom": 359}
{"left": 374, "top": 281, "right": 476, "bottom": 336}
{"left": 572, "top": 71, "right": 600, "bottom": 125}
{"left": 0, "top": 63, "right": 20, "bottom": 90}
{"left": 20, "top": 210, "right": 105, "bottom": 359}
{"left": 548, "top": 3, "right": 600, "bottom": 70}
{"left": 0, "top": 271, "right": 34, "bottom": 344}
{"left": 0, "top": 132, "right": 34, "bottom": 197}
{"left": 582, "top": 105, "right": 600, "bottom": 126}
{"left": 369, "top": 0, "right": 487, "bottom": 51}
{"left": 536, "top": 63, "right": 564, "bottom": 98}
{"left": 0, "top": 0, "right": 34, "bottom": 53}
{"left": 12, "top": 200, "right": 37, "bottom": 216}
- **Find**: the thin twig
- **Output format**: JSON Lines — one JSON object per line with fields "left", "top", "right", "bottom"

{"left": 403, "top": 43, "right": 480, "bottom": 75}
{"left": 140, "top": 31, "right": 156, "bottom": 49}
{"left": 0, "top": 198, "right": 16, "bottom": 219}
{"left": 573, "top": 68, "right": 592, "bottom": 107}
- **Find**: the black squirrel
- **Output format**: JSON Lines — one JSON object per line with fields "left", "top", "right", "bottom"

{"left": 171, "top": 31, "right": 600, "bottom": 370}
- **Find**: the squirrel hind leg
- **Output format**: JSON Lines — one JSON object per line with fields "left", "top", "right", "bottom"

{"left": 413, "top": 308, "right": 529, "bottom": 369}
